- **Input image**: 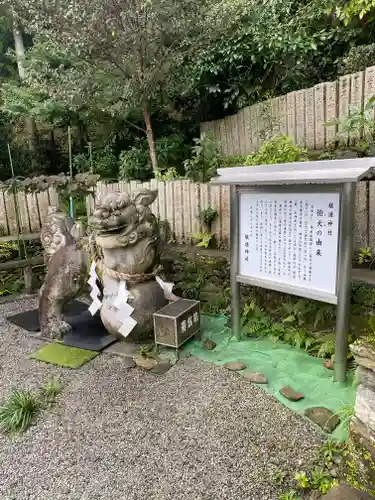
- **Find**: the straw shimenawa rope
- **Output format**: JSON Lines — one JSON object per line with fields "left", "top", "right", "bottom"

{"left": 98, "top": 262, "right": 163, "bottom": 284}
{"left": 87, "top": 236, "right": 162, "bottom": 284}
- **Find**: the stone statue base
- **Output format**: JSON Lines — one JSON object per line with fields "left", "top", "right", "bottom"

{"left": 100, "top": 277, "right": 168, "bottom": 342}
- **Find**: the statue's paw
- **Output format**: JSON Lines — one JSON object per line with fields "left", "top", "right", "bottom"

{"left": 49, "top": 320, "right": 72, "bottom": 340}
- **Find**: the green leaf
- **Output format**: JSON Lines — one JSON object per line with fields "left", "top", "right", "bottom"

{"left": 368, "top": 315, "right": 375, "bottom": 333}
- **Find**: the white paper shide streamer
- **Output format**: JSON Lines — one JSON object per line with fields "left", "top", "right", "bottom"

{"left": 115, "top": 281, "right": 137, "bottom": 338}
{"left": 88, "top": 261, "right": 102, "bottom": 315}
{"left": 156, "top": 276, "right": 175, "bottom": 300}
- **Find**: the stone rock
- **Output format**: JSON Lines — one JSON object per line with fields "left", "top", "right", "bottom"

{"left": 322, "top": 483, "right": 373, "bottom": 499}
{"left": 349, "top": 418, "right": 375, "bottom": 493}
{"left": 356, "top": 366, "right": 375, "bottom": 392}
{"left": 307, "top": 491, "right": 322, "bottom": 500}
{"left": 279, "top": 386, "right": 304, "bottom": 401}
{"left": 122, "top": 358, "right": 136, "bottom": 369}
{"left": 224, "top": 361, "right": 246, "bottom": 371}
{"left": 324, "top": 358, "right": 334, "bottom": 370}
{"left": 203, "top": 339, "right": 217, "bottom": 351}
{"left": 354, "top": 384, "right": 375, "bottom": 434}
{"left": 244, "top": 372, "right": 268, "bottom": 384}
{"left": 305, "top": 407, "right": 340, "bottom": 433}
{"left": 150, "top": 361, "right": 172, "bottom": 375}
{"left": 135, "top": 356, "right": 158, "bottom": 371}
{"left": 350, "top": 341, "right": 375, "bottom": 371}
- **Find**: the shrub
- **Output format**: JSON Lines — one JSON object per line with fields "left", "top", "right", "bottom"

{"left": 222, "top": 155, "right": 247, "bottom": 168}
{"left": 156, "top": 135, "right": 188, "bottom": 172}
{"left": 184, "top": 133, "right": 222, "bottom": 182}
{"left": 198, "top": 207, "right": 218, "bottom": 228}
{"left": 74, "top": 145, "right": 118, "bottom": 179}
{"left": 155, "top": 167, "right": 182, "bottom": 181}
{"left": 338, "top": 44, "right": 375, "bottom": 76}
{"left": 0, "top": 242, "right": 19, "bottom": 263}
{"left": 119, "top": 135, "right": 188, "bottom": 182}
{"left": 119, "top": 141, "right": 153, "bottom": 182}
{"left": 244, "top": 135, "right": 308, "bottom": 166}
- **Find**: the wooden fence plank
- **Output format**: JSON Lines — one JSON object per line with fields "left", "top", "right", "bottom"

{"left": 354, "top": 182, "right": 369, "bottom": 249}
{"left": 182, "top": 180, "right": 192, "bottom": 242}
{"left": 287, "top": 91, "right": 297, "bottom": 143}
{"left": 314, "top": 83, "right": 326, "bottom": 149}
{"left": 369, "top": 182, "right": 375, "bottom": 248}
{"left": 257, "top": 101, "right": 267, "bottom": 143}
{"left": 149, "top": 178, "right": 159, "bottom": 216}
{"left": 243, "top": 106, "right": 252, "bottom": 154}
{"left": 350, "top": 71, "right": 365, "bottom": 144}
{"left": 271, "top": 97, "right": 280, "bottom": 136}
{"left": 364, "top": 66, "right": 375, "bottom": 113}
{"left": 5, "top": 192, "right": 17, "bottom": 235}
{"left": 210, "top": 185, "right": 222, "bottom": 244}
{"left": 237, "top": 109, "right": 246, "bottom": 156}
{"left": 220, "top": 185, "right": 230, "bottom": 248}
{"left": 305, "top": 87, "right": 315, "bottom": 149}
{"left": 225, "top": 116, "right": 234, "bottom": 156}
{"left": 173, "top": 181, "right": 184, "bottom": 243}
{"left": 231, "top": 113, "right": 241, "bottom": 156}
{"left": 36, "top": 191, "right": 50, "bottom": 227}
{"left": 17, "top": 191, "right": 31, "bottom": 233}
{"left": 278, "top": 95, "right": 288, "bottom": 137}
{"left": 49, "top": 187, "right": 59, "bottom": 207}
{"left": 249, "top": 103, "right": 259, "bottom": 152}
{"left": 165, "top": 181, "right": 175, "bottom": 239}
{"left": 26, "top": 193, "right": 41, "bottom": 231}
{"left": 158, "top": 181, "right": 167, "bottom": 223}
{"left": 339, "top": 75, "right": 351, "bottom": 145}
{"left": 325, "top": 81, "right": 338, "bottom": 146}
{"left": 295, "top": 90, "right": 306, "bottom": 147}
{"left": 190, "top": 183, "right": 200, "bottom": 240}
{"left": 219, "top": 119, "right": 228, "bottom": 155}
{"left": 0, "top": 191, "right": 9, "bottom": 235}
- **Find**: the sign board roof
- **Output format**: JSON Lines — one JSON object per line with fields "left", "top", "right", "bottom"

{"left": 211, "top": 157, "right": 375, "bottom": 185}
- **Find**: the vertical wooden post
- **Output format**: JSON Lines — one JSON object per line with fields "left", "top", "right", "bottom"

{"left": 23, "top": 265, "right": 33, "bottom": 294}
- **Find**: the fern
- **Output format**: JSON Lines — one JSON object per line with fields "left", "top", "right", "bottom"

{"left": 314, "top": 333, "right": 336, "bottom": 358}
{"left": 292, "top": 330, "right": 307, "bottom": 349}
{"left": 304, "top": 336, "right": 316, "bottom": 352}
{"left": 244, "top": 317, "right": 271, "bottom": 336}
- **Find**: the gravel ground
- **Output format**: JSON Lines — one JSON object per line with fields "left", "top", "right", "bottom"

{"left": 0, "top": 296, "right": 322, "bottom": 500}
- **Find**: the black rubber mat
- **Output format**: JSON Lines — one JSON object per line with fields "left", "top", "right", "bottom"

{"left": 6, "top": 300, "right": 89, "bottom": 332}
{"left": 7, "top": 300, "right": 116, "bottom": 352}
{"left": 63, "top": 311, "right": 116, "bottom": 352}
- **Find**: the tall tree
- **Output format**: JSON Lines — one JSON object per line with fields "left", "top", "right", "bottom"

{"left": 13, "top": 0, "right": 210, "bottom": 173}
{"left": 11, "top": 17, "right": 38, "bottom": 165}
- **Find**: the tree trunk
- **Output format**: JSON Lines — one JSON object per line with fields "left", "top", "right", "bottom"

{"left": 13, "top": 24, "right": 26, "bottom": 80}
{"left": 12, "top": 22, "right": 38, "bottom": 168}
{"left": 49, "top": 129, "right": 57, "bottom": 172}
{"left": 143, "top": 104, "right": 158, "bottom": 172}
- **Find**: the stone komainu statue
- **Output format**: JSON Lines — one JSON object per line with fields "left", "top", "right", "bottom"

{"left": 90, "top": 189, "right": 169, "bottom": 342}
{"left": 39, "top": 207, "right": 88, "bottom": 339}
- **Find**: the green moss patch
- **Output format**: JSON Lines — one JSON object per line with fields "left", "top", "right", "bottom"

{"left": 30, "top": 343, "right": 98, "bottom": 368}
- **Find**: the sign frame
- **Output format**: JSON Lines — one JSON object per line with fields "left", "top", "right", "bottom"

{"left": 236, "top": 184, "right": 342, "bottom": 305}
{"left": 211, "top": 157, "right": 375, "bottom": 383}
{"left": 229, "top": 182, "right": 356, "bottom": 383}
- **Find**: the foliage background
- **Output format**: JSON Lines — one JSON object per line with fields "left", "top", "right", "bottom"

{"left": 0, "top": 0, "right": 375, "bottom": 181}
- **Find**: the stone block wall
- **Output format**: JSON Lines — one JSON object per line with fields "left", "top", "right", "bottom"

{"left": 349, "top": 340, "right": 375, "bottom": 495}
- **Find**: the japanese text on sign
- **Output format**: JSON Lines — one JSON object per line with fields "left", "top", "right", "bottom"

{"left": 239, "top": 191, "right": 340, "bottom": 296}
